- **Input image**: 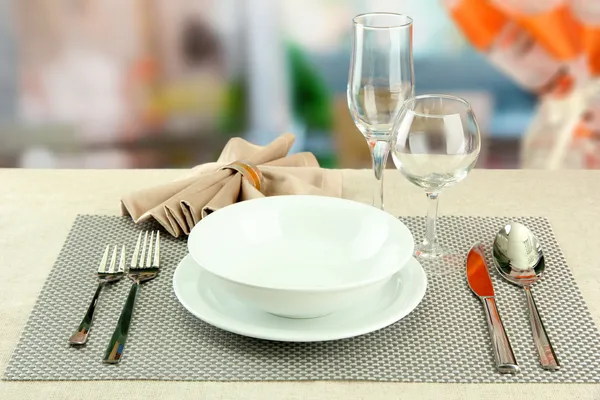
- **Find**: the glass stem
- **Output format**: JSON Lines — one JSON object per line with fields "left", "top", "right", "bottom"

{"left": 423, "top": 192, "right": 440, "bottom": 249}
{"left": 368, "top": 139, "right": 390, "bottom": 210}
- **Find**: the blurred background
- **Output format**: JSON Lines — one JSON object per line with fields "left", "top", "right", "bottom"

{"left": 1, "top": 0, "right": 598, "bottom": 169}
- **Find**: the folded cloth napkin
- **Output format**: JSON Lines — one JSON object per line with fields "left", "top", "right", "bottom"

{"left": 121, "top": 133, "right": 343, "bottom": 237}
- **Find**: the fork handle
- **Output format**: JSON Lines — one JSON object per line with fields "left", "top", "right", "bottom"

{"left": 68, "top": 282, "right": 105, "bottom": 345}
{"left": 103, "top": 281, "right": 139, "bottom": 364}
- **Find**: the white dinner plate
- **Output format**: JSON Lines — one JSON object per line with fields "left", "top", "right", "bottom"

{"left": 172, "top": 254, "right": 427, "bottom": 342}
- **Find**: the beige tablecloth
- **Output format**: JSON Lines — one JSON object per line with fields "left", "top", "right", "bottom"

{"left": 0, "top": 168, "right": 599, "bottom": 400}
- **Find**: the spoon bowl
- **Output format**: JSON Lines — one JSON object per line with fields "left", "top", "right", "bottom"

{"left": 493, "top": 222, "right": 545, "bottom": 286}
{"left": 492, "top": 221, "right": 560, "bottom": 371}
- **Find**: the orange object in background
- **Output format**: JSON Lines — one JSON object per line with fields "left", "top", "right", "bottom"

{"left": 571, "top": 90, "right": 600, "bottom": 170}
{"left": 572, "top": 88, "right": 600, "bottom": 142}
{"left": 489, "top": 0, "right": 590, "bottom": 98}
{"left": 444, "top": 0, "right": 600, "bottom": 169}
{"left": 571, "top": 0, "right": 600, "bottom": 76}
{"left": 582, "top": 27, "right": 600, "bottom": 76}
{"left": 492, "top": 0, "right": 583, "bottom": 61}
{"left": 442, "top": 0, "right": 572, "bottom": 96}
{"left": 443, "top": 0, "right": 507, "bottom": 50}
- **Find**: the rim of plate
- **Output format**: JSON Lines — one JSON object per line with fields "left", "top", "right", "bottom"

{"left": 172, "top": 254, "right": 427, "bottom": 342}
{"left": 187, "top": 195, "right": 415, "bottom": 293}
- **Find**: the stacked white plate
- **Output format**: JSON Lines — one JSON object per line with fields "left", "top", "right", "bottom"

{"left": 173, "top": 195, "right": 427, "bottom": 342}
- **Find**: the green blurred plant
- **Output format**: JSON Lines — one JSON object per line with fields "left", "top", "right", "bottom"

{"left": 217, "top": 42, "right": 333, "bottom": 134}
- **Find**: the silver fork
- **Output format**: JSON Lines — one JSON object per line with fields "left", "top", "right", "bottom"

{"left": 103, "top": 230, "right": 160, "bottom": 364}
{"left": 68, "top": 245, "right": 126, "bottom": 345}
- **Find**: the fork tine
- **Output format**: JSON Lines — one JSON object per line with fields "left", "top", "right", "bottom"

{"left": 108, "top": 246, "right": 118, "bottom": 273}
{"left": 131, "top": 231, "right": 143, "bottom": 268}
{"left": 98, "top": 245, "right": 110, "bottom": 273}
{"left": 118, "top": 245, "right": 126, "bottom": 272}
{"left": 139, "top": 231, "right": 149, "bottom": 269}
{"left": 146, "top": 231, "right": 154, "bottom": 268}
{"left": 153, "top": 231, "right": 160, "bottom": 267}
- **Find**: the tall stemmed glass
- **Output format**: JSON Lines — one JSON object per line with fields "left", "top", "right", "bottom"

{"left": 391, "top": 94, "right": 481, "bottom": 263}
{"left": 348, "top": 13, "right": 414, "bottom": 210}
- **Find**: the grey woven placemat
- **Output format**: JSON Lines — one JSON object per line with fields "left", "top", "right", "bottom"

{"left": 4, "top": 215, "right": 600, "bottom": 382}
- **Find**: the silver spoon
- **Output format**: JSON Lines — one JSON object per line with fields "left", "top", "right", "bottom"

{"left": 492, "top": 221, "right": 560, "bottom": 371}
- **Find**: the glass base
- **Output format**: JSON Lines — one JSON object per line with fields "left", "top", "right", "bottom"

{"left": 414, "top": 244, "right": 462, "bottom": 276}
{"left": 414, "top": 243, "right": 448, "bottom": 259}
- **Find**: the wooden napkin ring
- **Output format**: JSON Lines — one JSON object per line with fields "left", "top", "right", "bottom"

{"left": 219, "top": 160, "right": 263, "bottom": 191}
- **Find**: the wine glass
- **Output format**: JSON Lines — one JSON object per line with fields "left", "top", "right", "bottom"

{"left": 391, "top": 94, "right": 481, "bottom": 262}
{"left": 347, "top": 13, "right": 414, "bottom": 210}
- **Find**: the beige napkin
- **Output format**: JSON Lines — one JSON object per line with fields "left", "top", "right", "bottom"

{"left": 121, "top": 133, "right": 343, "bottom": 237}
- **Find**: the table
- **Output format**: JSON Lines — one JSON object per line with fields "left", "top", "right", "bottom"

{"left": 0, "top": 168, "right": 598, "bottom": 400}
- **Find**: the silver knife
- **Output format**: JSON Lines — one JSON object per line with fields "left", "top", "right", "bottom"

{"left": 466, "top": 243, "right": 519, "bottom": 374}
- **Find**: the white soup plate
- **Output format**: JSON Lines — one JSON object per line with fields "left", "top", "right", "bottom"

{"left": 187, "top": 195, "right": 415, "bottom": 318}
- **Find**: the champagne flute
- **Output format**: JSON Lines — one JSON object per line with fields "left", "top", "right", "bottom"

{"left": 348, "top": 13, "right": 414, "bottom": 210}
{"left": 391, "top": 94, "right": 481, "bottom": 264}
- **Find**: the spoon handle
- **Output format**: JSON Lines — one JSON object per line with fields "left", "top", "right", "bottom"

{"left": 482, "top": 297, "right": 520, "bottom": 374}
{"left": 524, "top": 286, "right": 560, "bottom": 370}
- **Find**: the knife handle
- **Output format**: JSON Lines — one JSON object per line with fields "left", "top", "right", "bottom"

{"left": 482, "top": 297, "right": 520, "bottom": 374}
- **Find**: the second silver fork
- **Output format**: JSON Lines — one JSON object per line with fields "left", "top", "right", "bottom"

{"left": 69, "top": 245, "right": 126, "bottom": 345}
{"left": 103, "top": 230, "right": 160, "bottom": 364}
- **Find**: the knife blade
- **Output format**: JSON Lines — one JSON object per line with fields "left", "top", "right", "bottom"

{"left": 467, "top": 243, "right": 519, "bottom": 374}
